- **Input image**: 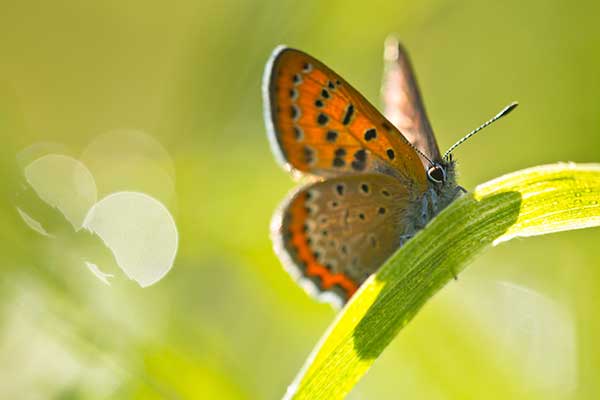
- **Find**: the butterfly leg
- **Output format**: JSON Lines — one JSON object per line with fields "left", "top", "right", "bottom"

{"left": 399, "top": 234, "right": 414, "bottom": 246}
{"left": 447, "top": 185, "right": 467, "bottom": 204}
{"left": 420, "top": 194, "right": 430, "bottom": 227}
{"left": 429, "top": 188, "right": 438, "bottom": 213}
{"left": 450, "top": 268, "right": 459, "bottom": 281}
{"left": 420, "top": 189, "right": 441, "bottom": 226}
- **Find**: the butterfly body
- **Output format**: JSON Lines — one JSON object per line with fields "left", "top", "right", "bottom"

{"left": 264, "top": 42, "right": 463, "bottom": 307}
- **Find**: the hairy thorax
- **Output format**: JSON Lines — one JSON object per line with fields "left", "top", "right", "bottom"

{"left": 401, "top": 161, "right": 462, "bottom": 242}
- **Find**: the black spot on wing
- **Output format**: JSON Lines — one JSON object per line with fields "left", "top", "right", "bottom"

{"left": 351, "top": 149, "right": 367, "bottom": 171}
{"left": 291, "top": 105, "right": 299, "bottom": 120}
{"left": 333, "top": 158, "right": 345, "bottom": 167}
{"left": 354, "top": 149, "right": 367, "bottom": 162}
{"left": 333, "top": 147, "right": 346, "bottom": 168}
{"left": 303, "top": 146, "right": 315, "bottom": 164}
{"left": 351, "top": 161, "right": 366, "bottom": 171}
{"left": 317, "top": 113, "right": 329, "bottom": 126}
{"left": 342, "top": 104, "right": 354, "bottom": 125}
{"left": 293, "top": 126, "right": 303, "bottom": 140}
{"left": 364, "top": 128, "right": 377, "bottom": 141}
{"left": 326, "top": 130, "right": 338, "bottom": 142}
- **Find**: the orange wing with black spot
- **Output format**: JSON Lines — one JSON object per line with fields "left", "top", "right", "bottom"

{"left": 271, "top": 174, "right": 411, "bottom": 306}
{"left": 263, "top": 46, "right": 428, "bottom": 189}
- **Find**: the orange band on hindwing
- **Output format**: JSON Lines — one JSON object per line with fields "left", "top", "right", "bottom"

{"left": 285, "top": 191, "right": 359, "bottom": 299}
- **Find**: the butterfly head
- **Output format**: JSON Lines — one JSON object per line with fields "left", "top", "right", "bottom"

{"left": 425, "top": 158, "right": 459, "bottom": 212}
{"left": 406, "top": 135, "right": 454, "bottom": 187}
{"left": 426, "top": 157, "right": 456, "bottom": 190}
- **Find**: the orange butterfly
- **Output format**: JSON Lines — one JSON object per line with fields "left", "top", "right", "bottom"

{"left": 264, "top": 38, "right": 516, "bottom": 307}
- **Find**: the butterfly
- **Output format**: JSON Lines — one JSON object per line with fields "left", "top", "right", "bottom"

{"left": 263, "top": 38, "right": 517, "bottom": 307}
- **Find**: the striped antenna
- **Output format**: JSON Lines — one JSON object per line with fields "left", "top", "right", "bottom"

{"left": 443, "top": 102, "right": 518, "bottom": 160}
{"left": 409, "top": 141, "right": 434, "bottom": 166}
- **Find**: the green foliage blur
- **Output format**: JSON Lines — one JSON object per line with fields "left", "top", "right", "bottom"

{"left": 1, "top": 0, "right": 600, "bottom": 399}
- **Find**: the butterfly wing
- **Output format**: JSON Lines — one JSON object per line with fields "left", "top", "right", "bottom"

{"left": 381, "top": 37, "right": 442, "bottom": 164}
{"left": 271, "top": 173, "right": 413, "bottom": 306}
{"left": 263, "top": 46, "right": 427, "bottom": 189}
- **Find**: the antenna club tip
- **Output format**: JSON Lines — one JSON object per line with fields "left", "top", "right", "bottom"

{"left": 499, "top": 101, "right": 519, "bottom": 117}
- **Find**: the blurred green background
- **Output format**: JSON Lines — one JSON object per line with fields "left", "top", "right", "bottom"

{"left": 1, "top": 0, "right": 600, "bottom": 399}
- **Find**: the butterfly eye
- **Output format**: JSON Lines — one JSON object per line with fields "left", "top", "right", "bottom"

{"left": 427, "top": 164, "right": 446, "bottom": 184}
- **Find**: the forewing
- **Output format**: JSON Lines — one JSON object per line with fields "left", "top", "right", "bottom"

{"left": 381, "top": 37, "right": 442, "bottom": 164}
{"left": 271, "top": 174, "right": 412, "bottom": 306}
{"left": 263, "top": 46, "right": 427, "bottom": 189}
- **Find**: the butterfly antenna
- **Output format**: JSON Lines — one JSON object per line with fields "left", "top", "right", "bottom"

{"left": 409, "top": 141, "right": 434, "bottom": 166}
{"left": 443, "top": 101, "right": 518, "bottom": 160}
